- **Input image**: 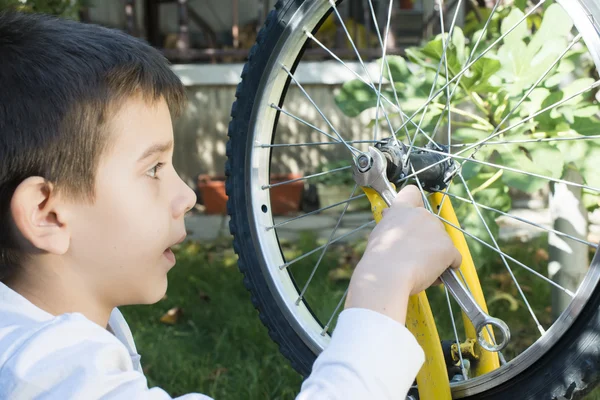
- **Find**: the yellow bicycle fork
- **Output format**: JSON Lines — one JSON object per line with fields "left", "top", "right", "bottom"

{"left": 362, "top": 188, "right": 500, "bottom": 399}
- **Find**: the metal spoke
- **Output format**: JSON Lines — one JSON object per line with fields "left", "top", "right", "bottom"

{"left": 430, "top": 211, "right": 575, "bottom": 297}
{"left": 296, "top": 185, "right": 358, "bottom": 305}
{"left": 432, "top": 189, "right": 598, "bottom": 249}
{"left": 457, "top": 174, "right": 545, "bottom": 336}
{"left": 262, "top": 165, "right": 352, "bottom": 190}
{"left": 394, "top": 0, "right": 548, "bottom": 137}
{"left": 414, "top": 145, "right": 600, "bottom": 195}
{"left": 261, "top": 140, "right": 378, "bottom": 148}
{"left": 267, "top": 193, "right": 367, "bottom": 231}
{"left": 439, "top": 0, "right": 453, "bottom": 152}
{"left": 444, "top": 286, "right": 469, "bottom": 380}
{"left": 450, "top": 134, "right": 600, "bottom": 147}
{"left": 411, "top": 164, "right": 436, "bottom": 213}
{"left": 280, "top": 64, "right": 358, "bottom": 157}
{"left": 280, "top": 220, "right": 376, "bottom": 269}
{"left": 321, "top": 286, "right": 349, "bottom": 336}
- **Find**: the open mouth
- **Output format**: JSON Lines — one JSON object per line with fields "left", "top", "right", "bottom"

{"left": 163, "top": 247, "right": 175, "bottom": 263}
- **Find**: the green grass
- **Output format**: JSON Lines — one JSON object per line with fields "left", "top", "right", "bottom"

{"left": 121, "top": 234, "right": 599, "bottom": 398}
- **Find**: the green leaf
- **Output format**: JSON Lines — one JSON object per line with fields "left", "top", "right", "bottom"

{"left": 454, "top": 128, "right": 491, "bottom": 142}
{"left": 556, "top": 137, "right": 588, "bottom": 164}
{"left": 422, "top": 36, "right": 444, "bottom": 61}
{"left": 573, "top": 106, "right": 600, "bottom": 118}
{"left": 520, "top": 88, "right": 551, "bottom": 116}
{"left": 380, "top": 55, "right": 411, "bottom": 83}
{"left": 528, "top": 145, "right": 564, "bottom": 179}
{"left": 461, "top": 160, "right": 483, "bottom": 181}
{"left": 500, "top": 149, "right": 548, "bottom": 193}
{"left": 562, "top": 78, "right": 596, "bottom": 107}
{"left": 570, "top": 116, "right": 600, "bottom": 136}
{"left": 581, "top": 147, "right": 600, "bottom": 188}
{"left": 528, "top": 4, "right": 573, "bottom": 56}
{"left": 463, "top": 57, "right": 502, "bottom": 91}
{"left": 583, "top": 192, "right": 600, "bottom": 210}
{"left": 452, "top": 27, "right": 466, "bottom": 64}
{"left": 501, "top": 8, "right": 528, "bottom": 46}
{"left": 334, "top": 80, "right": 378, "bottom": 117}
{"left": 497, "top": 40, "right": 530, "bottom": 95}
{"left": 515, "top": 0, "right": 527, "bottom": 11}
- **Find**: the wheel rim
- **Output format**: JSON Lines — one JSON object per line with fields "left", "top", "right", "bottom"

{"left": 245, "top": 0, "right": 600, "bottom": 396}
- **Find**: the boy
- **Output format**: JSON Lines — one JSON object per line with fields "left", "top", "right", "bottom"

{"left": 0, "top": 11, "right": 461, "bottom": 399}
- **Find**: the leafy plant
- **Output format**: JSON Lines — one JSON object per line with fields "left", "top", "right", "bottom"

{"left": 334, "top": 3, "right": 600, "bottom": 266}
{"left": 313, "top": 160, "right": 356, "bottom": 186}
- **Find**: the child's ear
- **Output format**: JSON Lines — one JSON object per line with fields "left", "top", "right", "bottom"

{"left": 10, "top": 177, "right": 71, "bottom": 255}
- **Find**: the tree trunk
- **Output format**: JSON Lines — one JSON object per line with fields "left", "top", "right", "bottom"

{"left": 549, "top": 168, "right": 589, "bottom": 321}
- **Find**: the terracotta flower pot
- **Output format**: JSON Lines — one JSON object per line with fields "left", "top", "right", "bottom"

{"left": 197, "top": 175, "right": 227, "bottom": 215}
{"left": 269, "top": 173, "right": 304, "bottom": 215}
{"left": 197, "top": 174, "right": 304, "bottom": 216}
{"left": 400, "top": 0, "right": 414, "bottom": 9}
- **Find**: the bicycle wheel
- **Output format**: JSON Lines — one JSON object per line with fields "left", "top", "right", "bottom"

{"left": 226, "top": 0, "right": 600, "bottom": 398}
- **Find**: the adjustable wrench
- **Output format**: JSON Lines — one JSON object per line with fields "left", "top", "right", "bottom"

{"left": 353, "top": 146, "right": 510, "bottom": 352}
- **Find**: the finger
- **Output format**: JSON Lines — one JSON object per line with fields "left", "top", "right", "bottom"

{"left": 393, "top": 185, "right": 424, "bottom": 209}
{"left": 449, "top": 245, "right": 462, "bottom": 269}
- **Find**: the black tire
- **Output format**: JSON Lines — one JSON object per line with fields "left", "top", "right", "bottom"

{"left": 225, "top": 0, "right": 600, "bottom": 398}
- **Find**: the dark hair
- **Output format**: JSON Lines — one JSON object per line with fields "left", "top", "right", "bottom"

{"left": 0, "top": 11, "right": 186, "bottom": 280}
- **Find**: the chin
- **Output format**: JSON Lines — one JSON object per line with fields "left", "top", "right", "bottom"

{"left": 140, "top": 276, "right": 169, "bottom": 305}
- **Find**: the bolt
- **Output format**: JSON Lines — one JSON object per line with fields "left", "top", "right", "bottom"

{"left": 356, "top": 154, "right": 372, "bottom": 172}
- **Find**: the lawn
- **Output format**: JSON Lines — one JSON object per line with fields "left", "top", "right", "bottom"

{"left": 121, "top": 234, "right": 600, "bottom": 399}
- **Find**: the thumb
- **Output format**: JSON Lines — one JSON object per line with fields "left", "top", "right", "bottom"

{"left": 393, "top": 185, "right": 424, "bottom": 209}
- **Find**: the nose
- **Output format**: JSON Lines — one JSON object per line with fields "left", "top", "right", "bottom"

{"left": 172, "top": 175, "right": 197, "bottom": 218}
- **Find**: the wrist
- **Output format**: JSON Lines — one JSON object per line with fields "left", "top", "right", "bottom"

{"left": 344, "top": 261, "right": 412, "bottom": 325}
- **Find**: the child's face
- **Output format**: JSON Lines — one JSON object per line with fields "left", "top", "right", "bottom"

{"left": 66, "top": 95, "right": 196, "bottom": 307}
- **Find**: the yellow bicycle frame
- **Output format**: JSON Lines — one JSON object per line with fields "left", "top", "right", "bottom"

{"left": 362, "top": 188, "right": 500, "bottom": 399}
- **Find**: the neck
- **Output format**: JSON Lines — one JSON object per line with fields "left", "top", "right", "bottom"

{"left": 4, "top": 261, "right": 113, "bottom": 329}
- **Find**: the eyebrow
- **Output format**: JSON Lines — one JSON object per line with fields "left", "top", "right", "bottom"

{"left": 137, "top": 140, "right": 173, "bottom": 162}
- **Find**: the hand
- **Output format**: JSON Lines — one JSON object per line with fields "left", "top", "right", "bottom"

{"left": 344, "top": 185, "right": 462, "bottom": 325}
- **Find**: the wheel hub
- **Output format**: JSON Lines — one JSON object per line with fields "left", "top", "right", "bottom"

{"left": 373, "top": 137, "right": 458, "bottom": 192}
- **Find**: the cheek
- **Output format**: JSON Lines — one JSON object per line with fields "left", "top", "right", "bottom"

{"left": 73, "top": 181, "right": 167, "bottom": 260}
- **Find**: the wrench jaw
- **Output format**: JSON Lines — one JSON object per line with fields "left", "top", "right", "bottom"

{"left": 476, "top": 317, "right": 511, "bottom": 353}
{"left": 352, "top": 147, "right": 397, "bottom": 208}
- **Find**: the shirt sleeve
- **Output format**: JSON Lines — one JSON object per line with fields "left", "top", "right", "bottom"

{"left": 0, "top": 314, "right": 213, "bottom": 400}
{"left": 296, "top": 308, "right": 424, "bottom": 400}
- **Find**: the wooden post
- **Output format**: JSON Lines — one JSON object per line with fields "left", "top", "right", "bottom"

{"left": 549, "top": 169, "right": 589, "bottom": 320}
{"left": 177, "top": 0, "right": 190, "bottom": 51}
{"left": 232, "top": 0, "right": 239, "bottom": 48}
{"left": 363, "top": 0, "right": 372, "bottom": 48}
{"left": 144, "top": 0, "right": 161, "bottom": 47}
{"left": 125, "top": 0, "right": 137, "bottom": 36}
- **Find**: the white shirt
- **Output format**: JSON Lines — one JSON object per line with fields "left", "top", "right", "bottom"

{"left": 0, "top": 281, "right": 424, "bottom": 399}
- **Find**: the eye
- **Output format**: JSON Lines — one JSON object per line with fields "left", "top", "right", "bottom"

{"left": 147, "top": 162, "right": 165, "bottom": 179}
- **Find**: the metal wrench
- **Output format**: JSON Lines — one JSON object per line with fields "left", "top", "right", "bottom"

{"left": 352, "top": 146, "right": 510, "bottom": 352}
